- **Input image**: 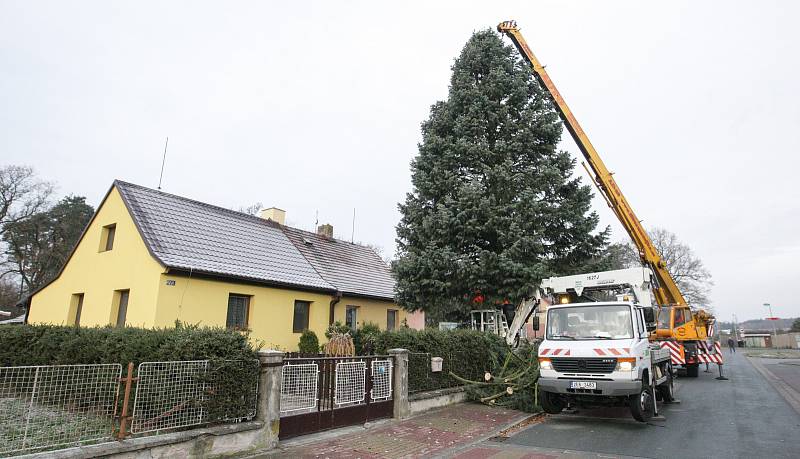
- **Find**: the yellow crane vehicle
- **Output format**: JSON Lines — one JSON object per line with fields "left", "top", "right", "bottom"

{"left": 497, "top": 20, "right": 722, "bottom": 377}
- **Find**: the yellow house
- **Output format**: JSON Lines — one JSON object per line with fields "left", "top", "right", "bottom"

{"left": 27, "top": 180, "right": 419, "bottom": 350}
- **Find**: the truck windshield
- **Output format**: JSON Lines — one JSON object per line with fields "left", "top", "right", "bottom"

{"left": 547, "top": 305, "right": 633, "bottom": 340}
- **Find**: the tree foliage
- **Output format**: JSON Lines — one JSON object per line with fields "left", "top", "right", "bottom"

{"left": 2, "top": 195, "right": 94, "bottom": 293}
{"left": 606, "top": 227, "right": 714, "bottom": 306}
{"left": 452, "top": 341, "right": 541, "bottom": 413}
{"left": 394, "top": 30, "right": 608, "bottom": 319}
{"left": 791, "top": 318, "right": 800, "bottom": 333}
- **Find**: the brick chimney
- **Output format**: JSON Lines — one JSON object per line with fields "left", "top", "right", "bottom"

{"left": 258, "top": 207, "right": 286, "bottom": 225}
{"left": 317, "top": 223, "right": 333, "bottom": 239}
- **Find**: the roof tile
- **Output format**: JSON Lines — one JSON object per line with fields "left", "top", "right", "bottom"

{"left": 115, "top": 181, "right": 335, "bottom": 292}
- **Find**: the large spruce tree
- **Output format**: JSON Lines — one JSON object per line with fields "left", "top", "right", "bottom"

{"left": 393, "top": 30, "right": 608, "bottom": 320}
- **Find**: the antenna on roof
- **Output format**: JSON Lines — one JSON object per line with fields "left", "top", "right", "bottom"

{"left": 315, "top": 210, "right": 319, "bottom": 229}
{"left": 158, "top": 137, "right": 169, "bottom": 190}
{"left": 351, "top": 208, "right": 356, "bottom": 243}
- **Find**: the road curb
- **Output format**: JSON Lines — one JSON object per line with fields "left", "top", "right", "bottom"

{"left": 437, "top": 409, "right": 535, "bottom": 458}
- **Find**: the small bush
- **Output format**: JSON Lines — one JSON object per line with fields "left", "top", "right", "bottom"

{"left": 325, "top": 321, "right": 350, "bottom": 339}
{"left": 324, "top": 331, "right": 355, "bottom": 356}
{"left": 353, "top": 322, "right": 381, "bottom": 354}
{"left": 298, "top": 329, "right": 320, "bottom": 354}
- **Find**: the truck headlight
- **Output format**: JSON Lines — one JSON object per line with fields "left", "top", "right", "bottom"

{"left": 615, "top": 358, "right": 636, "bottom": 372}
{"left": 538, "top": 358, "right": 552, "bottom": 370}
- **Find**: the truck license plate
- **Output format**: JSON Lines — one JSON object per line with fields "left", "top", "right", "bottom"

{"left": 570, "top": 381, "right": 597, "bottom": 390}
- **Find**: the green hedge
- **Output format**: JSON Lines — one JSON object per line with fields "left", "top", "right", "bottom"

{"left": 371, "top": 328, "right": 510, "bottom": 393}
{"left": 0, "top": 323, "right": 260, "bottom": 428}
{"left": 0, "top": 323, "right": 258, "bottom": 366}
{"left": 372, "top": 328, "right": 507, "bottom": 356}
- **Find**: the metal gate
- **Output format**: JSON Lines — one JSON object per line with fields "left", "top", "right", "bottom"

{"left": 279, "top": 355, "right": 394, "bottom": 439}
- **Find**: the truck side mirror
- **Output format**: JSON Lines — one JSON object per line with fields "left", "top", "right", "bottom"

{"left": 532, "top": 316, "right": 540, "bottom": 331}
{"left": 643, "top": 307, "right": 657, "bottom": 332}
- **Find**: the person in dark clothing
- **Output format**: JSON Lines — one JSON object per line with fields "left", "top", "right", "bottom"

{"left": 727, "top": 337, "right": 736, "bottom": 353}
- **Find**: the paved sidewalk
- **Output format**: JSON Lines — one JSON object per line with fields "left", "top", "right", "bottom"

{"left": 261, "top": 403, "right": 529, "bottom": 458}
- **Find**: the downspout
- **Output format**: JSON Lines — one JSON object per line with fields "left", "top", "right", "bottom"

{"left": 329, "top": 291, "right": 342, "bottom": 325}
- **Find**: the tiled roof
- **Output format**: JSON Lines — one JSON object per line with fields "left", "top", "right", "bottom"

{"left": 114, "top": 180, "right": 397, "bottom": 300}
{"left": 282, "top": 226, "right": 396, "bottom": 300}
{"left": 115, "top": 181, "right": 335, "bottom": 292}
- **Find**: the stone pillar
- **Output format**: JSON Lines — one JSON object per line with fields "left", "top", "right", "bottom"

{"left": 388, "top": 348, "right": 410, "bottom": 420}
{"left": 256, "top": 349, "right": 284, "bottom": 450}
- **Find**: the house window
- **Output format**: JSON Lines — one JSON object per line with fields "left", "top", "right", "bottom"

{"left": 226, "top": 294, "right": 250, "bottom": 330}
{"left": 70, "top": 293, "right": 84, "bottom": 326}
{"left": 346, "top": 306, "right": 358, "bottom": 330}
{"left": 293, "top": 300, "right": 310, "bottom": 333}
{"left": 114, "top": 289, "right": 129, "bottom": 328}
{"left": 100, "top": 224, "right": 116, "bottom": 251}
{"left": 387, "top": 309, "right": 397, "bottom": 331}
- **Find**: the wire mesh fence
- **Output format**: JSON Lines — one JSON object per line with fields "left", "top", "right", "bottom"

{"left": 334, "top": 361, "right": 366, "bottom": 406}
{"left": 0, "top": 364, "right": 121, "bottom": 456}
{"left": 280, "top": 363, "right": 318, "bottom": 414}
{"left": 408, "top": 352, "right": 487, "bottom": 394}
{"left": 370, "top": 359, "right": 392, "bottom": 401}
{"left": 131, "top": 359, "right": 259, "bottom": 434}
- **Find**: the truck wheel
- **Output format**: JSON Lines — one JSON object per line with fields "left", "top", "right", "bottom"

{"left": 658, "top": 368, "right": 675, "bottom": 403}
{"left": 686, "top": 363, "right": 699, "bottom": 378}
{"left": 539, "top": 390, "right": 565, "bottom": 414}
{"left": 629, "top": 383, "right": 654, "bottom": 422}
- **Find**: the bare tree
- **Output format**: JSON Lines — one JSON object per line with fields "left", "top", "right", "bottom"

{"left": 0, "top": 277, "right": 23, "bottom": 314}
{"left": 1, "top": 166, "right": 53, "bottom": 286}
{"left": 610, "top": 228, "right": 713, "bottom": 307}
{"left": 237, "top": 202, "right": 263, "bottom": 216}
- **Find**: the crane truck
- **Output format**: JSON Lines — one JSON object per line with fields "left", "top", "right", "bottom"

{"left": 485, "top": 20, "right": 723, "bottom": 420}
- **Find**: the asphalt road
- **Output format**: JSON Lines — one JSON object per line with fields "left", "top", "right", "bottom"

{"left": 757, "top": 358, "right": 800, "bottom": 396}
{"left": 503, "top": 351, "right": 800, "bottom": 459}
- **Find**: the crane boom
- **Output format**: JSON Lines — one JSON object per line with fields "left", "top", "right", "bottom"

{"left": 497, "top": 20, "right": 686, "bottom": 307}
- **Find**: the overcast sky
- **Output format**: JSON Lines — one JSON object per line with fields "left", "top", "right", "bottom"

{"left": 2, "top": 1, "right": 797, "bottom": 322}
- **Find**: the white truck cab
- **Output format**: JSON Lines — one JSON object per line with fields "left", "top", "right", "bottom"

{"left": 535, "top": 301, "right": 674, "bottom": 422}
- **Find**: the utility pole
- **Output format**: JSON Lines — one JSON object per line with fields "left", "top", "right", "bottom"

{"left": 764, "top": 303, "right": 778, "bottom": 348}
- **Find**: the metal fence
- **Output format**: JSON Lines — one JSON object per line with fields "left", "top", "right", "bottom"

{"left": 0, "top": 359, "right": 259, "bottom": 456}
{"left": 408, "top": 352, "right": 487, "bottom": 394}
{"left": 279, "top": 355, "right": 395, "bottom": 440}
{"left": 0, "top": 364, "right": 122, "bottom": 456}
{"left": 130, "top": 359, "right": 259, "bottom": 434}
{"left": 281, "top": 363, "right": 319, "bottom": 414}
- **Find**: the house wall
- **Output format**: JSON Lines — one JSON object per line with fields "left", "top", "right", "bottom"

{"left": 334, "top": 296, "right": 408, "bottom": 331}
{"left": 154, "top": 274, "right": 333, "bottom": 350}
{"left": 28, "top": 187, "right": 165, "bottom": 327}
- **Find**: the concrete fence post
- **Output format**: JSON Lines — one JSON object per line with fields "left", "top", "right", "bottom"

{"left": 388, "top": 348, "right": 410, "bottom": 420}
{"left": 256, "top": 349, "right": 284, "bottom": 450}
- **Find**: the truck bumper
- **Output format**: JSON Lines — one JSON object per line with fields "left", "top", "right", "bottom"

{"left": 538, "top": 378, "right": 642, "bottom": 397}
